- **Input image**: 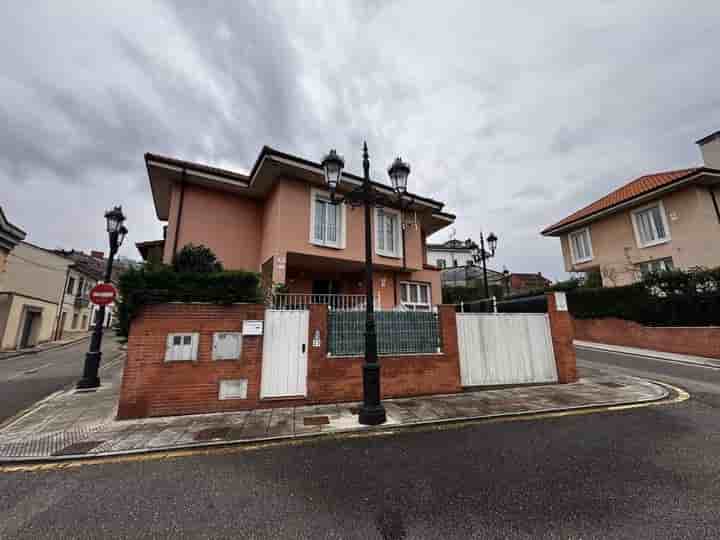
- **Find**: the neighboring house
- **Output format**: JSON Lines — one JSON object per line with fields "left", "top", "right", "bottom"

{"left": 0, "top": 242, "right": 72, "bottom": 350}
{"left": 441, "top": 265, "right": 504, "bottom": 288}
{"left": 426, "top": 238, "right": 475, "bottom": 269}
{"left": 137, "top": 147, "right": 455, "bottom": 310}
{"left": 508, "top": 273, "right": 552, "bottom": 295}
{"left": 0, "top": 206, "right": 26, "bottom": 288}
{"left": 542, "top": 131, "right": 720, "bottom": 287}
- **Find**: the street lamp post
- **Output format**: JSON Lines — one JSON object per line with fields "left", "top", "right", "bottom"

{"left": 76, "top": 206, "right": 128, "bottom": 390}
{"left": 321, "top": 143, "right": 410, "bottom": 426}
{"left": 472, "top": 232, "right": 498, "bottom": 299}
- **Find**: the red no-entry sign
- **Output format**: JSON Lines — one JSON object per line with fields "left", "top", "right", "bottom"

{"left": 89, "top": 283, "right": 117, "bottom": 306}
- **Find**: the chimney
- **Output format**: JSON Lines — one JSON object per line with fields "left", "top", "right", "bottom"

{"left": 91, "top": 250, "right": 104, "bottom": 259}
{"left": 696, "top": 130, "right": 720, "bottom": 169}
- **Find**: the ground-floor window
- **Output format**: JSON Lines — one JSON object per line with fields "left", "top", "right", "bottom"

{"left": 400, "top": 281, "right": 431, "bottom": 311}
{"left": 71, "top": 313, "right": 79, "bottom": 329}
{"left": 637, "top": 257, "right": 674, "bottom": 277}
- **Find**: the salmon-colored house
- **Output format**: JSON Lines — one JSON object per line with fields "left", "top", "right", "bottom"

{"left": 137, "top": 146, "right": 455, "bottom": 309}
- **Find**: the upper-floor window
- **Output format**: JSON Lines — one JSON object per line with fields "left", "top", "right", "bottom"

{"left": 436, "top": 258, "right": 446, "bottom": 268}
{"left": 310, "top": 189, "right": 344, "bottom": 249}
{"left": 631, "top": 201, "right": 670, "bottom": 248}
{"left": 66, "top": 277, "right": 75, "bottom": 295}
{"left": 569, "top": 227, "right": 593, "bottom": 264}
{"left": 375, "top": 207, "right": 402, "bottom": 258}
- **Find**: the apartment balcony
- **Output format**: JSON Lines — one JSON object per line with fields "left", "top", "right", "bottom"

{"left": 74, "top": 295, "right": 90, "bottom": 308}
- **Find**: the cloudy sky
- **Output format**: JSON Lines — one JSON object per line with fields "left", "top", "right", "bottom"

{"left": 1, "top": 1, "right": 718, "bottom": 280}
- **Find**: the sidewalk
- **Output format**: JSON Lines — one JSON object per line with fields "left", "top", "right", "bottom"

{"left": 0, "top": 360, "right": 673, "bottom": 462}
{"left": 0, "top": 332, "right": 92, "bottom": 361}
{"left": 575, "top": 340, "right": 720, "bottom": 369}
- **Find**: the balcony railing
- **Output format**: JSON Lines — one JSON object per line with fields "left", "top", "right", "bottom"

{"left": 270, "top": 293, "right": 382, "bottom": 311}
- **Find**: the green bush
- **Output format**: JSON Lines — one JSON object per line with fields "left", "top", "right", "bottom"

{"left": 172, "top": 243, "right": 223, "bottom": 273}
{"left": 115, "top": 266, "right": 262, "bottom": 337}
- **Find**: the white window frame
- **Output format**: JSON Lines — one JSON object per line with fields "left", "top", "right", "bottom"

{"left": 212, "top": 332, "right": 243, "bottom": 361}
{"left": 309, "top": 188, "right": 346, "bottom": 249}
{"left": 375, "top": 207, "right": 403, "bottom": 258}
{"left": 631, "top": 200, "right": 671, "bottom": 249}
{"left": 399, "top": 281, "right": 432, "bottom": 311}
{"left": 568, "top": 227, "right": 593, "bottom": 264}
{"left": 164, "top": 332, "right": 199, "bottom": 362}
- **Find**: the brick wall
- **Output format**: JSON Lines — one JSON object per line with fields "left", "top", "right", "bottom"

{"left": 546, "top": 293, "right": 578, "bottom": 383}
{"left": 118, "top": 303, "right": 462, "bottom": 419}
{"left": 574, "top": 317, "right": 720, "bottom": 360}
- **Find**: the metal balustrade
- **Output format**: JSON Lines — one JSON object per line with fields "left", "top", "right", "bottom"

{"left": 270, "top": 293, "right": 381, "bottom": 311}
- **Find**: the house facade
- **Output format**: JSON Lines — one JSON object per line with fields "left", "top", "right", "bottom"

{"left": 138, "top": 147, "right": 455, "bottom": 310}
{"left": 0, "top": 207, "right": 26, "bottom": 288}
{"left": 542, "top": 131, "right": 720, "bottom": 287}
{"left": 426, "top": 238, "right": 475, "bottom": 269}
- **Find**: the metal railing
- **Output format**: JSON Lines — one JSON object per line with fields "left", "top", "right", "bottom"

{"left": 270, "top": 293, "right": 381, "bottom": 311}
{"left": 328, "top": 310, "right": 441, "bottom": 356}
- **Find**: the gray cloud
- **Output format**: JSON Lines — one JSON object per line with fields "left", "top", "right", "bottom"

{"left": 0, "top": 0, "right": 718, "bottom": 281}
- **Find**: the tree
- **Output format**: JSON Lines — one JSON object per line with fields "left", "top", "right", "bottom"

{"left": 172, "top": 244, "right": 223, "bottom": 273}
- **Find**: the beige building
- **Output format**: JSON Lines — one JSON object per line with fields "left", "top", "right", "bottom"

{"left": 542, "top": 131, "right": 720, "bottom": 286}
{"left": 0, "top": 207, "right": 26, "bottom": 288}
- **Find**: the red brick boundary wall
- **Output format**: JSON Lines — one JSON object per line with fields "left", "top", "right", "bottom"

{"left": 118, "top": 300, "right": 577, "bottom": 419}
{"left": 546, "top": 293, "right": 578, "bottom": 384}
{"left": 574, "top": 317, "right": 720, "bottom": 360}
{"left": 117, "top": 303, "right": 462, "bottom": 419}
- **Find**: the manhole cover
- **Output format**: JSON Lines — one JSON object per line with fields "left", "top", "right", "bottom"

{"left": 303, "top": 415, "right": 330, "bottom": 426}
{"left": 195, "top": 427, "right": 231, "bottom": 441}
{"left": 598, "top": 382, "right": 625, "bottom": 388}
{"left": 53, "top": 440, "right": 105, "bottom": 456}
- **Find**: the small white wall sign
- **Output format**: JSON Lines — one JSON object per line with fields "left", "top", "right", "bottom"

{"left": 554, "top": 291, "right": 568, "bottom": 312}
{"left": 242, "top": 320, "right": 264, "bottom": 335}
{"left": 312, "top": 329, "right": 321, "bottom": 348}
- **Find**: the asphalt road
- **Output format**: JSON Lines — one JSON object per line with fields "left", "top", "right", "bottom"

{"left": 0, "top": 337, "right": 122, "bottom": 424}
{"left": 1, "top": 348, "right": 720, "bottom": 539}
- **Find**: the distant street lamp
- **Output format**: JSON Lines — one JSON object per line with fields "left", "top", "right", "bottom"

{"left": 321, "top": 143, "right": 410, "bottom": 426}
{"left": 77, "top": 206, "right": 128, "bottom": 390}
{"left": 471, "top": 232, "right": 498, "bottom": 299}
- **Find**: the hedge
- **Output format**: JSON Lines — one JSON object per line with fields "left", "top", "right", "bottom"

{"left": 115, "top": 266, "right": 263, "bottom": 337}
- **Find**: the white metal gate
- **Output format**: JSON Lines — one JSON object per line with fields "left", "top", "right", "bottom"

{"left": 457, "top": 314, "right": 558, "bottom": 387}
{"left": 260, "top": 310, "right": 309, "bottom": 398}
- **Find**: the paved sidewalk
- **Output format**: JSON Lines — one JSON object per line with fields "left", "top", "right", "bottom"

{"left": 575, "top": 340, "right": 720, "bottom": 369}
{"left": 0, "top": 332, "right": 92, "bottom": 361}
{"left": 0, "top": 365, "right": 670, "bottom": 462}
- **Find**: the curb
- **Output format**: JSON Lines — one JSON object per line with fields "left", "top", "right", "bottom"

{"left": 575, "top": 341, "right": 720, "bottom": 370}
{"left": 0, "top": 378, "right": 685, "bottom": 467}
{"left": 0, "top": 334, "right": 92, "bottom": 361}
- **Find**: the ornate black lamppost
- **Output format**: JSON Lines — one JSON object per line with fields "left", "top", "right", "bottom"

{"left": 471, "top": 232, "right": 498, "bottom": 299}
{"left": 77, "top": 206, "right": 128, "bottom": 390}
{"left": 321, "top": 143, "right": 410, "bottom": 426}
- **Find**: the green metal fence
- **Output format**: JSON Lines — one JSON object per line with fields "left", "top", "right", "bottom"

{"left": 328, "top": 310, "right": 441, "bottom": 356}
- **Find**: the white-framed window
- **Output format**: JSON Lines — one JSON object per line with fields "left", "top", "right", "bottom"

{"left": 436, "top": 258, "right": 446, "bottom": 269}
{"left": 400, "top": 281, "right": 431, "bottom": 311}
{"left": 569, "top": 227, "right": 593, "bottom": 264}
{"left": 165, "top": 332, "right": 199, "bottom": 362}
{"left": 637, "top": 257, "right": 674, "bottom": 277}
{"left": 219, "top": 379, "right": 248, "bottom": 400}
{"left": 375, "top": 207, "right": 402, "bottom": 258}
{"left": 631, "top": 201, "right": 671, "bottom": 248}
{"left": 212, "top": 332, "right": 242, "bottom": 361}
{"left": 309, "top": 188, "right": 344, "bottom": 248}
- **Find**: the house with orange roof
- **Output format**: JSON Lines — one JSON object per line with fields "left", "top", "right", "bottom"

{"left": 542, "top": 131, "right": 720, "bottom": 287}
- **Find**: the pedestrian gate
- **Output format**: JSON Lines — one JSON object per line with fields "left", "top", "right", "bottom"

{"left": 260, "top": 310, "right": 309, "bottom": 398}
{"left": 456, "top": 313, "right": 558, "bottom": 387}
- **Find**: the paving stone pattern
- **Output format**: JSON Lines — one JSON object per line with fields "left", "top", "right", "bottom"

{"left": 0, "top": 364, "right": 667, "bottom": 460}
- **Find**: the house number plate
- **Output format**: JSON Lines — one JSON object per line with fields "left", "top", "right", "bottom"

{"left": 242, "top": 320, "right": 264, "bottom": 335}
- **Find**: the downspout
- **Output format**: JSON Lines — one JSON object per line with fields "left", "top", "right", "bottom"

{"left": 171, "top": 169, "right": 187, "bottom": 260}
{"left": 709, "top": 187, "right": 720, "bottom": 223}
{"left": 54, "top": 263, "right": 73, "bottom": 340}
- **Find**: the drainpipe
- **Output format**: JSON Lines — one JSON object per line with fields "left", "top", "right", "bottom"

{"left": 54, "top": 264, "right": 73, "bottom": 341}
{"left": 171, "top": 169, "right": 187, "bottom": 261}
